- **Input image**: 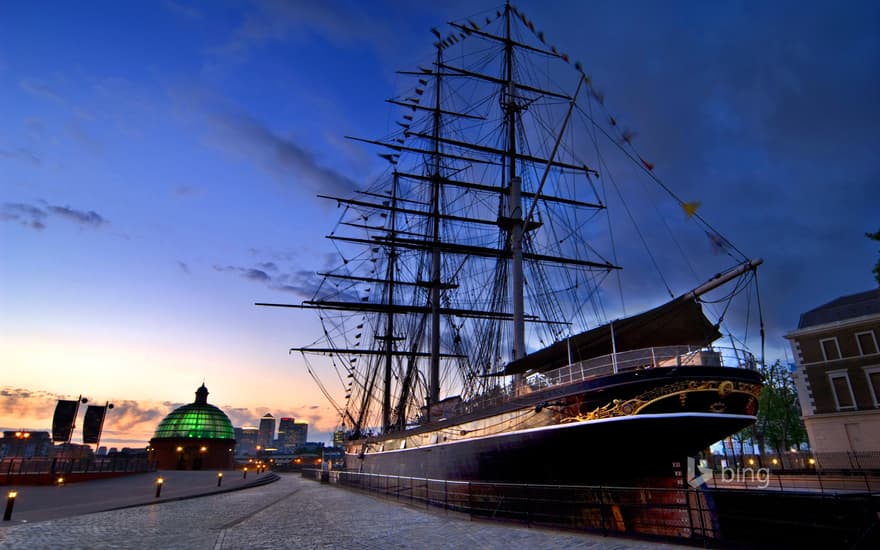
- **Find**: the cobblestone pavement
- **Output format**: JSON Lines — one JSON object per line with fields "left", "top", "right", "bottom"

{"left": 1, "top": 470, "right": 276, "bottom": 524}
{"left": 0, "top": 474, "right": 688, "bottom": 549}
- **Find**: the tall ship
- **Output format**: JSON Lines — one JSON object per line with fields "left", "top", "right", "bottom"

{"left": 264, "top": 2, "right": 764, "bottom": 485}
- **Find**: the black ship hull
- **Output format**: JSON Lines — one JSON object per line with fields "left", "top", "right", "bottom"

{"left": 344, "top": 365, "right": 762, "bottom": 484}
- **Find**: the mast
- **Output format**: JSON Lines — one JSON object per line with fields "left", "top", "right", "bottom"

{"left": 381, "top": 172, "right": 399, "bottom": 432}
{"left": 428, "top": 41, "right": 443, "bottom": 414}
{"left": 504, "top": 3, "right": 526, "bottom": 363}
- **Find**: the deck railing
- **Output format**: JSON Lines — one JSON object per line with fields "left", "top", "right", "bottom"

{"left": 531, "top": 345, "right": 756, "bottom": 391}
{"left": 456, "top": 345, "right": 756, "bottom": 415}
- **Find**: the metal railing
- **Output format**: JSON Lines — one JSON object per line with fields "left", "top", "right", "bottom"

{"left": 1, "top": 456, "right": 155, "bottom": 483}
{"left": 458, "top": 345, "right": 756, "bottom": 415}
{"left": 304, "top": 469, "right": 880, "bottom": 547}
{"left": 304, "top": 469, "right": 714, "bottom": 543}
{"left": 535, "top": 345, "right": 756, "bottom": 389}
{"left": 704, "top": 450, "right": 880, "bottom": 493}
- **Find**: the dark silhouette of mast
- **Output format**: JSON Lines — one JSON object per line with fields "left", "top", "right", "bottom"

{"left": 428, "top": 40, "right": 443, "bottom": 416}
{"left": 381, "top": 172, "right": 399, "bottom": 432}
{"left": 503, "top": 2, "right": 525, "bottom": 366}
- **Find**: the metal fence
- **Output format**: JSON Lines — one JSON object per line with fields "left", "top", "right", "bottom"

{"left": 304, "top": 469, "right": 880, "bottom": 547}
{"left": 306, "top": 469, "right": 715, "bottom": 543}
{"left": 705, "top": 450, "right": 880, "bottom": 493}
{"left": 1, "top": 456, "right": 155, "bottom": 483}
{"left": 711, "top": 450, "right": 880, "bottom": 471}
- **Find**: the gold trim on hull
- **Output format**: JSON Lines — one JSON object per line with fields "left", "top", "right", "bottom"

{"left": 563, "top": 380, "right": 762, "bottom": 422}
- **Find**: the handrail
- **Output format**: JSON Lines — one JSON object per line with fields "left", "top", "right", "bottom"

{"left": 457, "top": 345, "right": 756, "bottom": 414}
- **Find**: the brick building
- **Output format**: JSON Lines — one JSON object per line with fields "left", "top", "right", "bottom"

{"left": 785, "top": 289, "right": 880, "bottom": 465}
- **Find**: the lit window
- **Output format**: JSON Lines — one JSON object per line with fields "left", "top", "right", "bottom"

{"left": 820, "top": 338, "right": 841, "bottom": 361}
{"left": 828, "top": 370, "right": 855, "bottom": 411}
{"left": 855, "top": 331, "right": 878, "bottom": 356}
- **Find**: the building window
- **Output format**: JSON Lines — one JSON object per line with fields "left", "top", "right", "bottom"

{"left": 820, "top": 337, "right": 841, "bottom": 361}
{"left": 865, "top": 366, "right": 880, "bottom": 408}
{"left": 855, "top": 331, "right": 878, "bottom": 356}
{"left": 828, "top": 369, "right": 856, "bottom": 411}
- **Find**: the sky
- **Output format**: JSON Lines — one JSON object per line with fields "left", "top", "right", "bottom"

{"left": 1, "top": 0, "right": 878, "bottom": 448}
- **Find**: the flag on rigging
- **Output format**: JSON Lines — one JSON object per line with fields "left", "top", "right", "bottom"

{"left": 681, "top": 202, "right": 702, "bottom": 217}
{"left": 706, "top": 230, "right": 731, "bottom": 254}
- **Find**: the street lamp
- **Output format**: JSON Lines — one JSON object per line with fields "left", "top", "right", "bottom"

{"left": 3, "top": 491, "right": 17, "bottom": 521}
{"left": 217, "top": 472, "right": 223, "bottom": 487}
{"left": 155, "top": 477, "right": 164, "bottom": 498}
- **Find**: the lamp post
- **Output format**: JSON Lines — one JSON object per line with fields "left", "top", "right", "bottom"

{"left": 3, "top": 491, "right": 17, "bottom": 521}
{"left": 217, "top": 472, "right": 223, "bottom": 487}
{"left": 155, "top": 477, "right": 164, "bottom": 498}
{"left": 243, "top": 467, "right": 248, "bottom": 479}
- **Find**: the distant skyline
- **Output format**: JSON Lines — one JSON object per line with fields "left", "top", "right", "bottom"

{"left": 2, "top": 1, "right": 879, "bottom": 447}
{"left": 0, "top": 385, "right": 325, "bottom": 448}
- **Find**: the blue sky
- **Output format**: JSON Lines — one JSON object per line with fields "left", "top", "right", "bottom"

{"left": 1, "top": 0, "right": 878, "bottom": 447}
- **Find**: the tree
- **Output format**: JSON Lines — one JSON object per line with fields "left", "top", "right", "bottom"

{"left": 738, "top": 360, "right": 807, "bottom": 458}
{"left": 867, "top": 229, "right": 880, "bottom": 286}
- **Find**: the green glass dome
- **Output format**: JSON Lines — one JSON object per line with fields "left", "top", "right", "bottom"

{"left": 152, "top": 384, "right": 235, "bottom": 440}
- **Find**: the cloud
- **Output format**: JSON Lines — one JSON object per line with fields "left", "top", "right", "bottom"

{"left": 174, "top": 184, "right": 201, "bottom": 197}
{"left": 0, "top": 388, "right": 59, "bottom": 418}
{"left": 1, "top": 200, "right": 108, "bottom": 231}
{"left": 213, "top": 252, "right": 354, "bottom": 300}
{"left": 210, "top": 0, "right": 397, "bottom": 65}
{"left": 0, "top": 202, "right": 48, "bottom": 230}
{"left": 0, "top": 147, "right": 41, "bottom": 165}
{"left": 214, "top": 264, "right": 272, "bottom": 283}
{"left": 206, "top": 108, "right": 358, "bottom": 196}
{"left": 47, "top": 205, "right": 106, "bottom": 227}
{"left": 214, "top": 263, "right": 324, "bottom": 298}
{"left": 24, "top": 118, "right": 46, "bottom": 141}
{"left": 163, "top": 0, "right": 202, "bottom": 21}
{"left": 19, "top": 78, "right": 64, "bottom": 103}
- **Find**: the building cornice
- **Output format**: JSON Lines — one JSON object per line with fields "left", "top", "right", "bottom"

{"left": 784, "top": 312, "right": 880, "bottom": 339}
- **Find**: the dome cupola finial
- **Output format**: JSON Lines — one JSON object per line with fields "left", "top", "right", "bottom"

{"left": 195, "top": 383, "right": 209, "bottom": 405}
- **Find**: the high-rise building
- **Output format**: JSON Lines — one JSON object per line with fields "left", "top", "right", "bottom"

{"left": 235, "top": 426, "right": 258, "bottom": 457}
{"left": 290, "top": 421, "right": 308, "bottom": 450}
{"left": 275, "top": 417, "right": 308, "bottom": 450}
{"left": 277, "top": 417, "right": 295, "bottom": 449}
{"left": 258, "top": 413, "right": 275, "bottom": 449}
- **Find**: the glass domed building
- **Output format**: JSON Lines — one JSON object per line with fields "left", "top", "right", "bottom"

{"left": 148, "top": 384, "right": 235, "bottom": 470}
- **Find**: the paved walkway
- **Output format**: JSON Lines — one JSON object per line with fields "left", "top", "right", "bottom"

{"left": 0, "top": 473, "right": 688, "bottom": 549}
{"left": 0, "top": 470, "right": 276, "bottom": 524}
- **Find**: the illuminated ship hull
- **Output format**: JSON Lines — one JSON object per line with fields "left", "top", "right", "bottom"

{"left": 344, "top": 361, "right": 762, "bottom": 484}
